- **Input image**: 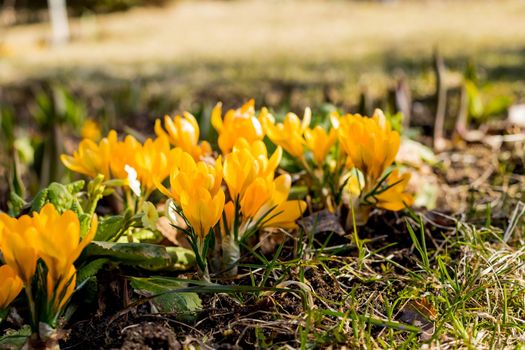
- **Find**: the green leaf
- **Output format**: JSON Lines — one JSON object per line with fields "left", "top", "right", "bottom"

{"left": 30, "top": 182, "right": 83, "bottom": 215}
{"left": 483, "top": 95, "right": 512, "bottom": 117}
{"left": 166, "top": 247, "right": 196, "bottom": 269}
{"left": 95, "top": 214, "right": 127, "bottom": 241}
{"left": 65, "top": 180, "right": 85, "bottom": 195}
{"left": 0, "top": 325, "right": 31, "bottom": 350}
{"left": 7, "top": 191, "right": 26, "bottom": 217}
{"left": 130, "top": 276, "right": 202, "bottom": 321}
{"left": 465, "top": 80, "right": 484, "bottom": 119}
{"left": 0, "top": 309, "right": 8, "bottom": 323}
{"left": 84, "top": 241, "right": 172, "bottom": 270}
{"left": 132, "top": 229, "right": 162, "bottom": 243}
{"left": 79, "top": 213, "right": 94, "bottom": 239}
{"left": 76, "top": 258, "right": 109, "bottom": 286}
{"left": 30, "top": 188, "right": 48, "bottom": 212}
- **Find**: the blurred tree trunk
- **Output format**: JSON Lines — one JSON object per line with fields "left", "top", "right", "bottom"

{"left": 47, "top": 0, "right": 69, "bottom": 46}
{"left": 1, "top": 0, "right": 16, "bottom": 26}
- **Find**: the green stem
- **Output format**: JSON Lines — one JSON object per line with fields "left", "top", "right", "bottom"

{"left": 86, "top": 192, "right": 103, "bottom": 216}
{"left": 136, "top": 189, "right": 152, "bottom": 213}
{"left": 0, "top": 308, "right": 8, "bottom": 323}
{"left": 349, "top": 200, "right": 364, "bottom": 266}
{"left": 125, "top": 189, "right": 135, "bottom": 213}
{"left": 24, "top": 285, "right": 37, "bottom": 332}
{"left": 195, "top": 238, "right": 210, "bottom": 282}
{"left": 300, "top": 158, "right": 327, "bottom": 206}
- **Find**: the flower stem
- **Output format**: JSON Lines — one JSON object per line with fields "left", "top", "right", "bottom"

{"left": 349, "top": 200, "right": 364, "bottom": 266}
{"left": 24, "top": 285, "right": 37, "bottom": 332}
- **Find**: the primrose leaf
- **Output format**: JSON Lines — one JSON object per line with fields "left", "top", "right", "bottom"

{"left": 166, "top": 246, "right": 196, "bottom": 270}
{"left": 65, "top": 180, "right": 85, "bottom": 195}
{"left": 0, "top": 325, "right": 31, "bottom": 350}
{"left": 95, "top": 214, "right": 128, "bottom": 241}
{"left": 76, "top": 258, "right": 109, "bottom": 286}
{"left": 7, "top": 191, "right": 26, "bottom": 217}
{"left": 31, "top": 182, "right": 83, "bottom": 215}
{"left": 84, "top": 241, "right": 172, "bottom": 270}
{"left": 130, "top": 276, "right": 202, "bottom": 321}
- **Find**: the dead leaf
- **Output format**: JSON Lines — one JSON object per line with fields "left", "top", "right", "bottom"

{"left": 398, "top": 297, "right": 436, "bottom": 341}
{"left": 156, "top": 216, "right": 192, "bottom": 250}
{"left": 298, "top": 210, "right": 345, "bottom": 236}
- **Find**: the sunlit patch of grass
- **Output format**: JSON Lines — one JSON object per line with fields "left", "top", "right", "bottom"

{"left": 222, "top": 209, "right": 525, "bottom": 348}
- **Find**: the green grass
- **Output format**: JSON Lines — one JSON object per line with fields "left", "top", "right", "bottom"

{"left": 239, "top": 217, "right": 525, "bottom": 348}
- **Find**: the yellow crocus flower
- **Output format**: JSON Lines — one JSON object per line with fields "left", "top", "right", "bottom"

{"left": 222, "top": 139, "right": 306, "bottom": 233}
{"left": 223, "top": 145, "right": 258, "bottom": 201}
{"left": 60, "top": 135, "right": 112, "bottom": 179}
{"left": 260, "top": 200, "right": 307, "bottom": 229}
{"left": 32, "top": 203, "right": 97, "bottom": 308}
{"left": 157, "top": 150, "right": 223, "bottom": 202}
{"left": 253, "top": 174, "right": 306, "bottom": 229}
{"left": 179, "top": 187, "right": 225, "bottom": 239}
{"left": 156, "top": 151, "right": 225, "bottom": 239}
{"left": 220, "top": 201, "right": 235, "bottom": 236}
{"left": 48, "top": 264, "right": 76, "bottom": 310}
{"left": 373, "top": 170, "right": 414, "bottom": 211}
{"left": 0, "top": 204, "right": 97, "bottom": 327}
{"left": 240, "top": 177, "right": 273, "bottom": 218}
{"left": 211, "top": 99, "right": 265, "bottom": 154}
{"left": 133, "top": 136, "right": 181, "bottom": 195}
{"left": 304, "top": 125, "right": 337, "bottom": 165}
{"left": 0, "top": 203, "right": 97, "bottom": 307}
{"left": 260, "top": 107, "right": 311, "bottom": 159}
{"left": 336, "top": 109, "right": 400, "bottom": 187}
{"left": 239, "top": 139, "right": 282, "bottom": 180}
{"left": 223, "top": 138, "right": 281, "bottom": 201}
{"left": 80, "top": 119, "right": 102, "bottom": 142}
{"left": 0, "top": 265, "right": 23, "bottom": 310}
{"left": 108, "top": 132, "right": 141, "bottom": 181}
{"left": 156, "top": 150, "right": 195, "bottom": 202}
{"left": 155, "top": 112, "right": 212, "bottom": 161}
{"left": 0, "top": 214, "right": 39, "bottom": 285}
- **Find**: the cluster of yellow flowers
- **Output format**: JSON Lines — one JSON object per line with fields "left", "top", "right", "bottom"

{"left": 260, "top": 107, "right": 338, "bottom": 165}
{"left": 61, "top": 100, "right": 412, "bottom": 275}
{"left": 221, "top": 139, "right": 306, "bottom": 234}
{"left": 211, "top": 99, "right": 265, "bottom": 154}
{"left": 332, "top": 110, "right": 413, "bottom": 212}
{"left": 152, "top": 102, "right": 307, "bottom": 275}
{"left": 155, "top": 112, "right": 212, "bottom": 161}
{"left": 62, "top": 101, "right": 308, "bottom": 276}
{"left": 156, "top": 149, "right": 225, "bottom": 240}
{"left": 211, "top": 102, "right": 307, "bottom": 237}
{"left": 61, "top": 130, "right": 179, "bottom": 199}
{"left": 258, "top": 105, "right": 413, "bottom": 218}
{"left": 0, "top": 204, "right": 97, "bottom": 324}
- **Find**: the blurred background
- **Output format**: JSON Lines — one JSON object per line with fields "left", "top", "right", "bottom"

{"left": 1, "top": 0, "right": 525, "bottom": 203}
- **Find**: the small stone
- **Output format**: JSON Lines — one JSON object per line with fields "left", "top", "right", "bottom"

{"left": 508, "top": 104, "right": 525, "bottom": 127}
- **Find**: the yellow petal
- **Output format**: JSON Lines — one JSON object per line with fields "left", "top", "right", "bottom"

{"left": 211, "top": 102, "right": 223, "bottom": 132}
{"left": 262, "top": 200, "right": 307, "bottom": 229}
{"left": 0, "top": 264, "right": 23, "bottom": 310}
